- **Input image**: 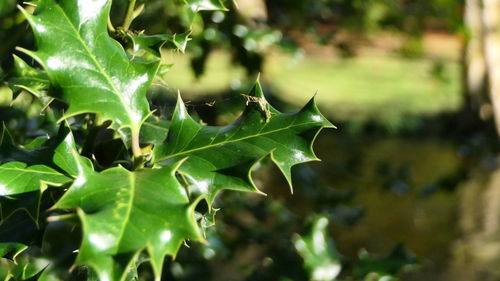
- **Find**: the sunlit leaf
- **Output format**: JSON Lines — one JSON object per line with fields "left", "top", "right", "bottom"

{"left": 53, "top": 161, "right": 204, "bottom": 281}
{"left": 18, "top": 0, "right": 160, "bottom": 139}
{"left": 184, "top": 0, "right": 227, "bottom": 12}
{"left": 0, "top": 161, "right": 69, "bottom": 221}
{"left": 294, "top": 216, "right": 341, "bottom": 281}
{"left": 139, "top": 117, "right": 169, "bottom": 145}
{"left": 129, "top": 32, "right": 191, "bottom": 58}
{"left": 153, "top": 80, "right": 335, "bottom": 203}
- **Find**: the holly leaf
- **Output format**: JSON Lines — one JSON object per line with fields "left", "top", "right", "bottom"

{"left": 0, "top": 124, "right": 87, "bottom": 259}
{"left": 1, "top": 123, "right": 83, "bottom": 169}
{"left": 0, "top": 162, "right": 69, "bottom": 221}
{"left": 0, "top": 123, "right": 89, "bottom": 222}
{"left": 139, "top": 117, "right": 169, "bottom": 145}
{"left": 294, "top": 216, "right": 341, "bottom": 281}
{"left": 129, "top": 32, "right": 191, "bottom": 58}
{"left": 152, "top": 80, "right": 335, "bottom": 203}
{"left": 0, "top": 248, "right": 48, "bottom": 281}
{"left": 184, "top": 0, "right": 228, "bottom": 12}
{"left": 8, "top": 55, "right": 51, "bottom": 107}
{"left": 18, "top": 0, "right": 160, "bottom": 139}
{"left": 53, "top": 162, "right": 204, "bottom": 281}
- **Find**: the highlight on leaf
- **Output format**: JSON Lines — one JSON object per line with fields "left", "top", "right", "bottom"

{"left": 16, "top": 0, "right": 160, "bottom": 150}
{"left": 52, "top": 160, "right": 205, "bottom": 281}
{"left": 0, "top": 123, "right": 87, "bottom": 224}
{"left": 153, "top": 79, "right": 335, "bottom": 204}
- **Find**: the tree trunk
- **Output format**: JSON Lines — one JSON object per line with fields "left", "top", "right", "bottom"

{"left": 465, "top": 0, "right": 488, "bottom": 111}
{"left": 483, "top": 0, "right": 500, "bottom": 134}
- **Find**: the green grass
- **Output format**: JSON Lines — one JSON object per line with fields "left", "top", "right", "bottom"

{"left": 161, "top": 50, "right": 462, "bottom": 126}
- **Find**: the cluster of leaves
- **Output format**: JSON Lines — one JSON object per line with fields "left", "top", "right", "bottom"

{"left": 0, "top": 0, "right": 333, "bottom": 280}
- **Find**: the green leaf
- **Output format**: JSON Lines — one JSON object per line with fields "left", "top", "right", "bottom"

{"left": 0, "top": 250, "right": 48, "bottom": 281}
{"left": 153, "top": 80, "right": 335, "bottom": 203}
{"left": 0, "top": 161, "right": 69, "bottom": 221}
{"left": 294, "top": 216, "right": 341, "bottom": 281}
{"left": 184, "top": 0, "right": 228, "bottom": 12}
{"left": 129, "top": 32, "right": 191, "bottom": 58}
{"left": 139, "top": 117, "right": 169, "bottom": 145}
{"left": 0, "top": 243, "right": 27, "bottom": 261}
{"left": 53, "top": 162, "right": 204, "bottom": 281}
{"left": 0, "top": 123, "right": 88, "bottom": 222}
{"left": 52, "top": 124, "right": 94, "bottom": 178}
{"left": 22, "top": 136, "right": 49, "bottom": 150}
{"left": 1, "top": 123, "right": 82, "bottom": 170}
{"left": 19, "top": 0, "right": 160, "bottom": 138}
{"left": 8, "top": 55, "right": 51, "bottom": 106}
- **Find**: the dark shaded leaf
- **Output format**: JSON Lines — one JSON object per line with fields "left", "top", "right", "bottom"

{"left": 354, "top": 244, "right": 417, "bottom": 280}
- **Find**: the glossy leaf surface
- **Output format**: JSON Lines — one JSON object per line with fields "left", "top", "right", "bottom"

{"left": 153, "top": 81, "right": 335, "bottom": 203}
{"left": 19, "top": 0, "right": 160, "bottom": 136}
{"left": 0, "top": 123, "right": 88, "bottom": 223}
{"left": 185, "top": 0, "right": 227, "bottom": 12}
{"left": 0, "top": 161, "right": 68, "bottom": 221}
{"left": 0, "top": 253, "right": 48, "bottom": 281}
{"left": 8, "top": 55, "right": 50, "bottom": 105}
{"left": 129, "top": 33, "right": 191, "bottom": 58}
{"left": 139, "top": 117, "right": 169, "bottom": 145}
{"left": 0, "top": 124, "right": 89, "bottom": 263}
{"left": 54, "top": 162, "right": 204, "bottom": 281}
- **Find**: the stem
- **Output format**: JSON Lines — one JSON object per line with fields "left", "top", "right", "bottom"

{"left": 131, "top": 129, "right": 144, "bottom": 170}
{"left": 131, "top": 129, "right": 142, "bottom": 158}
{"left": 133, "top": 4, "right": 145, "bottom": 20}
{"left": 122, "top": 0, "right": 137, "bottom": 31}
{"left": 107, "top": 17, "right": 116, "bottom": 34}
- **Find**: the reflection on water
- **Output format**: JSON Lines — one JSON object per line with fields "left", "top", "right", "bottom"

{"left": 259, "top": 127, "right": 498, "bottom": 281}
{"left": 445, "top": 169, "right": 500, "bottom": 281}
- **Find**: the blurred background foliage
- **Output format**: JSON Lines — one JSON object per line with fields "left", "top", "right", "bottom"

{"left": 1, "top": 0, "right": 500, "bottom": 280}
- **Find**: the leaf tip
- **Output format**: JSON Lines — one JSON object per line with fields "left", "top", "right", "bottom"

{"left": 301, "top": 96, "right": 336, "bottom": 129}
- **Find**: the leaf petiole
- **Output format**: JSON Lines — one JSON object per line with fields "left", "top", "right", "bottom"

{"left": 131, "top": 129, "right": 144, "bottom": 170}
{"left": 122, "top": 0, "right": 137, "bottom": 31}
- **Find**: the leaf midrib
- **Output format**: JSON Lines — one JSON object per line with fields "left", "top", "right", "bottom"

{"left": 155, "top": 120, "right": 322, "bottom": 162}
{"left": 55, "top": 4, "right": 135, "bottom": 125}
{"left": 115, "top": 171, "right": 135, "bottom": 251}
{"left": 0, "top": 167, "right": 64, "bottom": 176}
